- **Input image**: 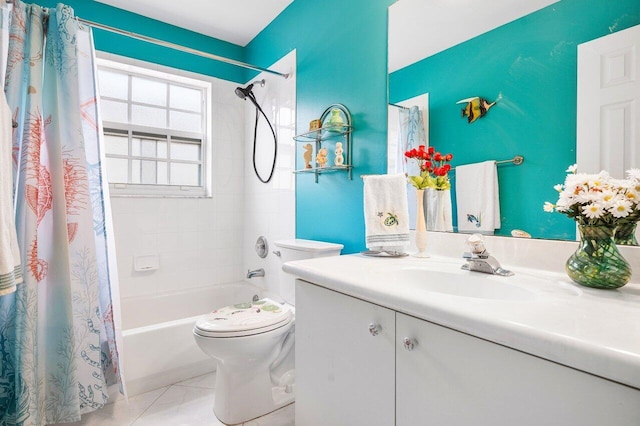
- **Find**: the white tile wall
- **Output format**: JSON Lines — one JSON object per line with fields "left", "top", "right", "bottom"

{"left": 101, "top": 52, "right": 246, "bottom": 300}
{"left": 242, "top": 51, "right": 297, "bottom": 297}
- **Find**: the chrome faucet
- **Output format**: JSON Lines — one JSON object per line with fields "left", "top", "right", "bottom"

{"left": 461, "top": 234, "right": 513, "bottom": 277}
{"left": 246, "top": 268, "right": 265, "bottom": 279}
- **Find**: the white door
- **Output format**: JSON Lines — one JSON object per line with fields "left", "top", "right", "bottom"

{"left": 577, "top": 24, "right": 640, "bottom": 177}
{"left": 295, "top": 280, "right": 395, "bottom": 426}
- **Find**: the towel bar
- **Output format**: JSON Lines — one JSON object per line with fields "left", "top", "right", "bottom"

{"left": 360, "top": 155, "right": 523, "bottom": 178}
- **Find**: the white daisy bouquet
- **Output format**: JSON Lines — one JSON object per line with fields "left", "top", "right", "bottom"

{"left": 544, "top": 165, "right": 640, "bottom": 226}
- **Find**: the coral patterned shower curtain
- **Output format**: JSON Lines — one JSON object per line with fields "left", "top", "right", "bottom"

{"left": 0, "top": 1, "right": 125, "bottom": 424}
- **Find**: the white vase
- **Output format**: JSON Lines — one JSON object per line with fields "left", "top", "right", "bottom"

{"left": 414, "top": 189, "right": 429, "bottom": 257}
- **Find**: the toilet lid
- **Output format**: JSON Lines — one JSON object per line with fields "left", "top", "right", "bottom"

{"left": 194, "top": 298, "right": 293, "bottom": 338}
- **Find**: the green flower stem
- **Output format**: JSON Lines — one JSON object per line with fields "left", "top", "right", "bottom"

{"left": 565, "top": 225, "right": 631, "bottom": 289}
{"left": 614, "top": 222, "right": 639, "bottom": 246}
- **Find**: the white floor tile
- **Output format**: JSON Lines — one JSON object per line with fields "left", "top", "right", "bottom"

{"left": 242, "top": 403, "right": 295, "bottom": 426}
{"left": 59, "top": 387, "right": 169, "bottom": 426}
{"left": 51, "top": 373, "right": 295, "bottom": 426}
{"left": 176, "top": 372, "right": 217, "bottom": 389}
{"left": 131, "top": 385, "right": 224, "bottom": 426}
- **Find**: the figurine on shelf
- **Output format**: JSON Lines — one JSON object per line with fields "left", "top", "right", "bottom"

{"left": 334, "top": 142, "right": 344, "bottom": 166}
{"left": 309, "top": 119, "right": 321, "bottom": 132}
{"left": 316, "top": 147, "right": 328, "bottom": 168}
{"left": 325, "top": 108, "right": 345, "bottom": 132}
{"left": 303, "top": 143, "right": 313, "bottom": 169}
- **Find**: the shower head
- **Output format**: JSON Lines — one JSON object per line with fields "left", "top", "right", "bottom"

{"left": 234, "top": 79, "right": 266, "bottom": 100}
{"left": 235, "top": 84, "right": 253, "bottom": 100}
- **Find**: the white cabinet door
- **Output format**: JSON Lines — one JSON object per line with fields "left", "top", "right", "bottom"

{"left": 295, "top": 280, "right": 395, "bottom": 426}
{"left": 396, "top": 312, "right": 640, "bottom": 426}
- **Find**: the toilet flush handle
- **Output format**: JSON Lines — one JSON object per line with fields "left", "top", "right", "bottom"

{"left": 273, "top": 250, "right": 281, "bottom": 257}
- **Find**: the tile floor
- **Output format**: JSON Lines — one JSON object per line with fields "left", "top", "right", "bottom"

{"left": 66, "top": 372, "right": 295, "bottom": 426}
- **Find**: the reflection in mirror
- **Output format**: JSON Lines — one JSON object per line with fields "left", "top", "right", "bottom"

{"left": 388, "top": 94, "right": 428, "bottom": 229}
{"left": 388, "top": 0, "right": 640, "bottom": 241}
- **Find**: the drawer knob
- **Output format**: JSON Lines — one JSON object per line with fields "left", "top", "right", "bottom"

{"left": 368, "top": 323, "right": 382, "bottom": 336}
{"left": 403, "top": 337, "right": 417, "bottom": 351}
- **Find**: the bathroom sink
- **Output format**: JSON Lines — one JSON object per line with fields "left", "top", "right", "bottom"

{"left": 384, "top": 268, "right": 537, "bottom": 301}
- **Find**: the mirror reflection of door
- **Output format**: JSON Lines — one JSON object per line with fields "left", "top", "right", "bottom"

{"left": 577, "top": 23, "right": 640, "bottom": 241}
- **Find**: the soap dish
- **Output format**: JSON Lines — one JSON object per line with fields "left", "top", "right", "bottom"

{"left": 361, "top": 250, "right": 409, "bottom": 258}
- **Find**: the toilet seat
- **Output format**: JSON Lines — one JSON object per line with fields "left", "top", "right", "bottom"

{"left": 194, "top": 298, "right": 293, "bottom": 338}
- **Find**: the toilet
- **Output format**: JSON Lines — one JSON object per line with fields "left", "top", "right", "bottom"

{"left": 193, "top": 238, "right": 343, "bottom": 425}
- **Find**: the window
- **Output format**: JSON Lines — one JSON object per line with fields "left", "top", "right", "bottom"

{"left": 97, "top": 58, "right": 212, "bottom": 196}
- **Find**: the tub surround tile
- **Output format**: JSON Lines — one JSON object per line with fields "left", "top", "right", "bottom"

{"left": 242, "top": 52, "right": 296, "bottom": 301}
{"left": 107, "top": 54, "right": 248, "bottom": 301}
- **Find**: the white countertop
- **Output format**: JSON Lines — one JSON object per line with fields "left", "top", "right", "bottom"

{"left": 283, "top": 253, "right": 640, "bottom": 390}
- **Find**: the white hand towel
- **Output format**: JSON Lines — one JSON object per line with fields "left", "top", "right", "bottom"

{"left": 363, "top": 174, "right": 410, "bottom": 252}
{"left": 0, "top": 91, "right": 22, "bottom": 295}
{"left": 455, "top": 161, "right": 501, "bottom": 234}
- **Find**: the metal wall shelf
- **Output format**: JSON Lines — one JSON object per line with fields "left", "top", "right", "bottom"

{"left": 294, "top": 104, "right": 353, "bottom": 183}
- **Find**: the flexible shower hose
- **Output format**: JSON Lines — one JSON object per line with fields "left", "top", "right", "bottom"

{"left": 248, "top": 92, "right": 277, "bottom": 184}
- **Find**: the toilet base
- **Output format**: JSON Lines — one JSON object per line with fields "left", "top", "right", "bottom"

{"left": 213, "top": 359, "right": 295, "bottom": 425}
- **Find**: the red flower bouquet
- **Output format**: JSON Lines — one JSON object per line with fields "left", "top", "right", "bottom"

{"left": 404, "top": 145, "right": 453, "bottom": 190}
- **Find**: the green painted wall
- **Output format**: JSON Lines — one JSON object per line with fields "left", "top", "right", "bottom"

{"left": 390, "top": 0, "right": 640, "bottom": 240}
{"left": 246, "top": 0, "right": 394, "bottom": 254}
{"left": 39, "top": 0, "right": 246, "bottom": 82}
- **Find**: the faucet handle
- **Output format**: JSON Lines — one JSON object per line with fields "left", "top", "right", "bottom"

{"left": 467, "top": 233, "right": 486, "bottom": 254}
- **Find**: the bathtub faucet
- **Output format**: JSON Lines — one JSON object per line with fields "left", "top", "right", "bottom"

{"left": 247, "top": 268, "right": 265, "bottom": 279}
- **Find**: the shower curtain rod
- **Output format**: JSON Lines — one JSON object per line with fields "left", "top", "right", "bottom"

{"left": 389, "top": 103, "right": 410, "bottom": 110}
{"left": 79, "top": 19, "right": 290, "bottom": 79}
{"left": 4, "top": 0, "right": 289, "bottom": 79}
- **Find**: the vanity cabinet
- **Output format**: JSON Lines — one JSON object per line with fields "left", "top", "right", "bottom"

{"left": 295, "top": 279, "right": 395, "bottom": 426}
{"left": 396, "top": 312, "right": 640, "bottom": 425}
{"left": 296, "top": 279, "right": 640, "bottom": 426}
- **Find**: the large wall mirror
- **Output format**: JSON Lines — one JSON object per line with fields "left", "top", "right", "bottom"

{"left": 388, "top": 0, "right": 640, "bottom": 241}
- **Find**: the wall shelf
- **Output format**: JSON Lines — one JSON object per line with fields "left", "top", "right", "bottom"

{"left": 294, "top": 104, "right": 353, "bottom": 183}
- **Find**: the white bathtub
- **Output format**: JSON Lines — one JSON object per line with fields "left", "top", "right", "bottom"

{"left": 121, "top": 282, "right": 262, "bottom": 396}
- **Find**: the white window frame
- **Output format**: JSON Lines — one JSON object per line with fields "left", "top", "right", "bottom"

{"left": 97, "top": 57, "right": 212, "bottom": 197}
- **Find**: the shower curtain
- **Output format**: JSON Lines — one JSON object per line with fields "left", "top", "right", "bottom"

{"left": 397, "top": 105, "right": 426, "bottom": 176}
{"left": 0, "top": 1, "right": 124, "bottom": 424}
{"left": 397, "top": 105, "right": 427, "bottom": 228}
{"left": 398, "top": 105, "right": 453, "bottom": 232}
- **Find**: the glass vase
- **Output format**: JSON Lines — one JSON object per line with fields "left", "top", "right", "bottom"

{"left": 565, "top": 225, "right": 631, "bottom": 289}
{"left": 426, "top": 188, "right": 453, "bottom": 232}
{"left": 614, "top": 222, "right": 639, "bottom": 246}
{"left": 414, "top": 189, "right": 428, "bottom": 257}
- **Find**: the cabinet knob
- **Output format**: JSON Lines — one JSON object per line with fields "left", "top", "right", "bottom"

{"left": 368, "top": 323, "right": 382, "bottom": 336}
{"left": 403, "top": 337, "right": 417, "bottom": 351}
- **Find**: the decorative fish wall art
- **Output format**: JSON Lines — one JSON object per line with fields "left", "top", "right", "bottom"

{"left": 457, "top": 97, "right": 496, "bottom": 124}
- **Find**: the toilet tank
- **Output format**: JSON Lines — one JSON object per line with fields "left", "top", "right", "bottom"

{"left": 274, "top": 239, "right": 343, "bottom": 305}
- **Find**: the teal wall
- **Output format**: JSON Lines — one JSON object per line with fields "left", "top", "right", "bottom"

{"left": 246, "top": 0, "right": 394, "bottom": 254}
{"left": 390, "top": 0, "right": 640, "bottom": 240}
{"left": 31, "top": 0, "right": 393, "bottom": 254}
{"left": 39, "top": 0, "right": 246, "bottom": 82}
